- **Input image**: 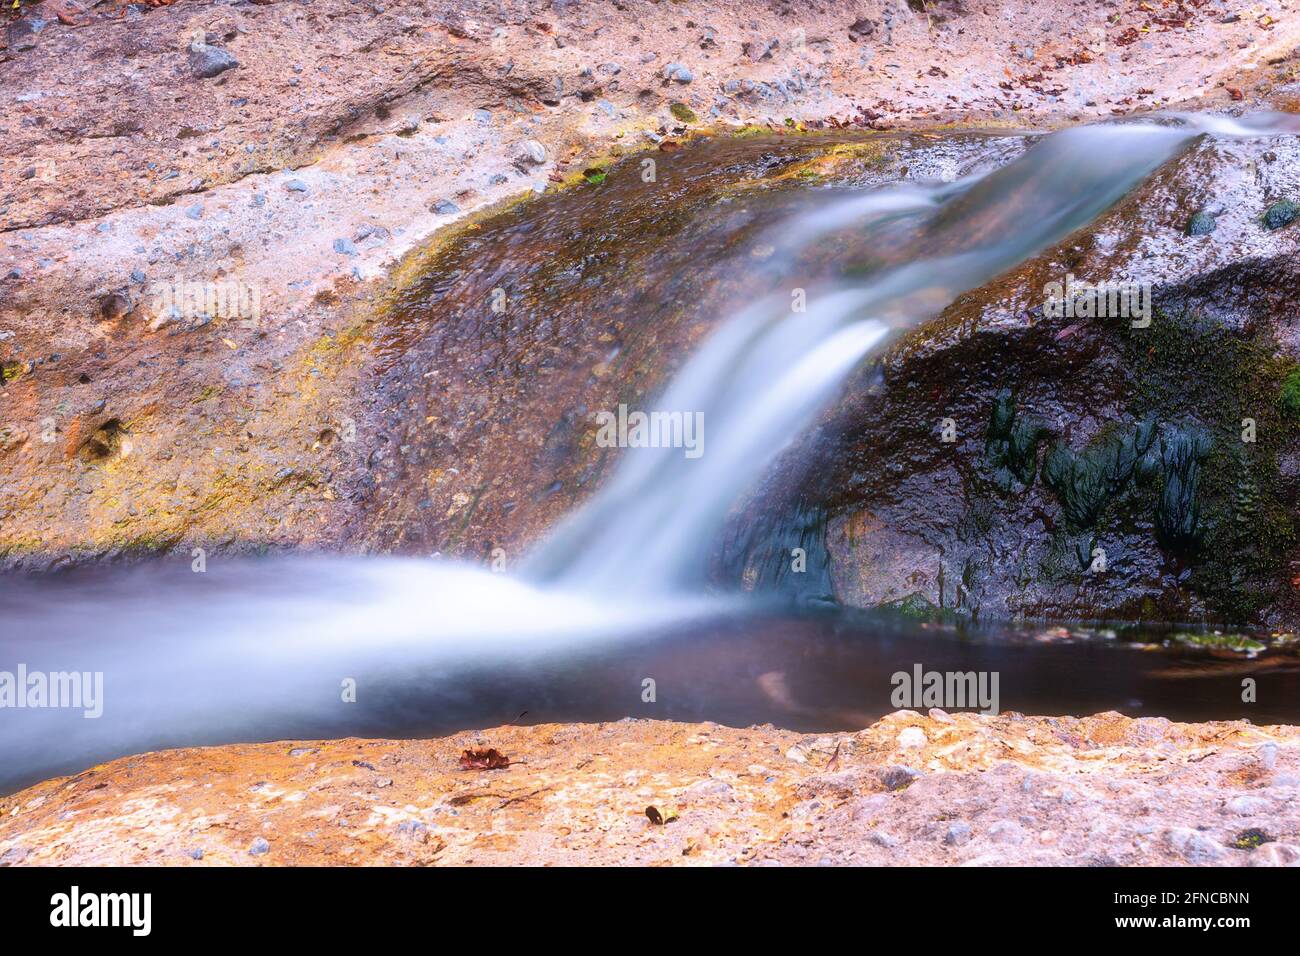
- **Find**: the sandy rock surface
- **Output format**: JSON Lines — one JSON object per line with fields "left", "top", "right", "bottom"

{"left": 2, "top": 710, "right": 1298, "bottom": 865}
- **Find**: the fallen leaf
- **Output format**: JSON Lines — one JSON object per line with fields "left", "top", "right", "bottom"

{"left": 460, "top": 747, "right": 510, "bottom": 770}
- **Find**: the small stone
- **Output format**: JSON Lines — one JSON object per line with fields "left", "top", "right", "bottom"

{"left": 1166, "top": 826, "right": 1226, "bottom": 863}
{"left": 189, "top": 45, "right": 239, "bottom": 79}
{"left": 663, "top": 63, "right": 694, "bottom": 84}
{"left": 880, "top": 765, "right": 922, "bottom": 791}
{"left": 1246, "top": 842, "right": 1300, "bottom": 866}
{"left": 248, "top": 837, "right": 270, "bottom": 856}
{"left": 333, "top": 237, "right": 358, "bottom": 256}
{"left": 1185, "top": 210, "right": 1216, "bottom": 236}
{"left": 897, "top": 727, "right": 926, "bottom": 749}
{"left": 1256, "top": 742, "right": 1279, "bottom": 771}
{"left": 185, "top": 204, "right": 203, "bottom": 220}
{"left": 1224, "top": 794, "right": 1271, "bottom": 815}
{"left": 943, "top": 822, "right": 972, "bottom": 846}
{"left": 848, "top": 18, "right": 876, "bottom": 42}
{"left": 130, "top": 269, "right": 146, "bottom": 283}
{"left": 0, "top": 846, "right": 30, "bottom": 865}
{"left": 869, "top": 829, "right": 899, "bottom": 848}
{"left": 431, "top": 199, "right": 461, "bottom": 215}
{"left": 988, "top": 820, "right": 1026, "bottom": 845}
{"left": 784, "top": 746, "right": 808, "bottom": 764}
{"left": 284, "top": 179, "right": 309, "bottom": 193}
{"left": 1038, "top": 829, "right": 1059, "bottom": 845}
{"left": 518, "top": 139, "right": 547, "bottom": 165}
{"left": 186, "top": 848, "right": 203, "bottom": 860}
{"left": 1263, "top": 199, "right": 1299, "bottom": 230}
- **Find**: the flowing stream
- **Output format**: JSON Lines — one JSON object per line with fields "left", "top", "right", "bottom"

{"left": 2, "top": 113, "right": 1299, "bottom": 793}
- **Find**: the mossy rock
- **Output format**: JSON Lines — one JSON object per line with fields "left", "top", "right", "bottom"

{"left": 669, "top": 103, "right": 698, "bottom": 124}
{"left": 1262, "top": 199, "right": 1299, "bottom": 230}
{"left": 1171, "top": 631, "right": 1266, "bottom": 654}
{"left": 1278, "top": 367, "right": 1300, "bottom": 416}
{"left": 1185, "top": 210, "right": 1216, "bottom": 236}
{"left": 878, "top": 592, "right": 950, "bottom": 622}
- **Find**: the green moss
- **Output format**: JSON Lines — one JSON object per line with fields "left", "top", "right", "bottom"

{"left": 878, "top": 592, "right": 948, "bottom": 622}
{"left": 1118, "top": 306, "right": 1298, "bottom": 620}
{"left": 1262, "top": 199, "right": 1299, "bottom": 230}
{"left": 1154, "top": 426, "right": 1211, "bottom": 553}
{"left": 1171, "top": 631, "right": 1265, "bottom": 654}
{"left": 1185, "top": 210, "right": 1216, "bottom": 236}
{"left": 1278, "top": 367, "right": 1300, "bottom": 416}
{"left": 1234, "top": 828, "right": 1272, "bottom": 850}
{"left": 1041, "top": 419, "right": 1158, "bottom": 530}
{"left": 984, "top": 388, "right": 1051, "bottom": 490}
{"left": 669, "top": 103, "right": 698, "bottom": 124}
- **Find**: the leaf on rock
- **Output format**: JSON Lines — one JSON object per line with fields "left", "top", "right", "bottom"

{"left": 460, "top": 747, "right": 510, "bottom": 770}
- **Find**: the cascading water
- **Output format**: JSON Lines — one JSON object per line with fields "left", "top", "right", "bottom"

{"left": 526, "top": 119, "right": 1220, "bottom": 592}
{"left": 2, "top": 113, "right": 1298, "bottom": 792}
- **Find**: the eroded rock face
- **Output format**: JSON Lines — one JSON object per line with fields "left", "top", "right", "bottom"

{"left": 775, "top": 131, "right": 1300, "bottom": 626}
{"left": 1, "top": 712, "right": 1296, "bottom": 866}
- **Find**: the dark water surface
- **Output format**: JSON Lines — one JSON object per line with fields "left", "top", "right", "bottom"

{"left": 1, "top": 558, "right": 1296, "bottom": 795}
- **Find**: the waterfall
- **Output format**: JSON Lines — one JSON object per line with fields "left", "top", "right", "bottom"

{"left": 527, "top": 120, "right": 1212, "bottom": 593}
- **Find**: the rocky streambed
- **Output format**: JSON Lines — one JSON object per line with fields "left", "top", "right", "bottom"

{"left": 2, "top": 711, "right": 1298, "bottom": 866}
{"left": 5, "top": 1, "right": 1300, "bottom": 868}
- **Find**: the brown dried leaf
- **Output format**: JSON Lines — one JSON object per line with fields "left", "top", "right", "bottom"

{"left": 459, "top": 747, "right": 510, "bottom": 770}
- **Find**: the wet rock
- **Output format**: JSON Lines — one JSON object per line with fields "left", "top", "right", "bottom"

{"left": 189, "top": 44, "right": 240, "bottom": 80}
{"left": 1263, "top": 199, "right": 1299, "bottom": 230}
{"left": 1165, "top": 827, "right": 1226, "bottom": 863}
{"left": 1185, "top": 209, "right": 1216, "bottom": 235}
